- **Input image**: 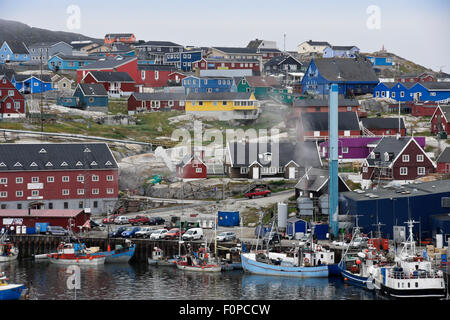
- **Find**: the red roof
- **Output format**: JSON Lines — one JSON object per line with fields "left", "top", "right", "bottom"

{"left": 0, "top": 209, "right": 86, "bottom": 218}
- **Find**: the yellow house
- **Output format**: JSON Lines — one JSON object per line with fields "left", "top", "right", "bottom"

{"left": 185, "top": 92, "right": 259, "bottom": 121}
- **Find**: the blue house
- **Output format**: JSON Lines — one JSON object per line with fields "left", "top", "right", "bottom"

{"left": 73, "top": 83, "right": 108, "bottom": 110}
{"left": 165, "top": 50, "right": 202, "bottom": 72}
{"left": 12, "top": 74, "right": 53, "bottom": 93}
{"left": 366, "top": 55, "right": 394, "bottom": 67}
{"left": 182, "top": 75, "right": 236, "bottom": 94}
{"left": 301, "top": 58, "right": 379, "bottom": 97}
{"left": 410, "top": 82, "right": 450, "bottom": 102}
{"left": 0, "top": 41, "right": 30, "bottom": 63}
{"left": 322, "top": 46, "right": 359, "bottom": 58}
{"left": 57, "top": 96, "right": 79, "bottom": 107}
{"left": 48, "top": 54, "right": 99, "bottom": 71}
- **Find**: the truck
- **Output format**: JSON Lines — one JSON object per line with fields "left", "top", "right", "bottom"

{"left": 244, "top": 188, "right": 271, "bottom": 199}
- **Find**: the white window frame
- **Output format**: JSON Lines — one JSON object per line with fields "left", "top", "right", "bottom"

{"left": 106, "top": 175, "right": 114, "bottom": 181}
{"left": 62, "top": 189, "right": 70, "bottom": 196}
{"left": 240, "top": 167, "right": 249, "bottom": 174}
{"left": 32, "top": 177, "right": 39, "bottom": 183}
{"left": 77, "top": 175, "right": 84, "bottom": 182}
{"left": 195, "top": 168, "right": 203, "bottom": 173}
{"left": 92, "top": 188, "right": 99, "bottom": 195}
{"left": 31, "top": 190, "right": 39, "bottom": 197}
{"left": 0, "top": 178, "right": 7, "bottom": 184}
{"left": 106, "top": 188, "right": 114, "bottom": 194}
{"left": 16, "top": 177, "right": 23, "bottom": 184}
{"left": 47, "top": 176, "right": 54, "bottom": 183}
{"left": 400, "top": 167, "right": 408, "bottom": 176}
{"left": 92, "top": 175, "right": 99, "bottom": 182}
{"left": 417, "top": 167, "right": 426, "bottom": 175}
{"left": 77, "top": 189, "right": 85, "bottom": 195}
{"left": 417, "top": 154, "right": 424, "bottom": 162}
{"left": 16, "top": 191, "right": 23, "bottom": 197}
{"left": 0, "top": 191, "right": 7, "bottom": 198}
{"left": 62, "top": 176, "right": 70, "bottom": 182}
{"left": 402, "top": 154, "right": 410, "bottom": 162}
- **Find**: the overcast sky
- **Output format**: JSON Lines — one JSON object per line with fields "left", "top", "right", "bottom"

{"left": 1, "top": 0, "right": 449, "bottom": 72}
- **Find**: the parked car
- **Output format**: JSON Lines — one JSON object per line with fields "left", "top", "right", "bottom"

{"left": 121, "top": 227, "right": 141, "bottom": 238}
{"left": 109, "top": 226, "right": 127, "bottom": 238}
{"left": 262, "top": 232, "right": 281, "bottom": 245}
{"left": 46, "top": 226, "right": 69, "bottom": 236}
{"left": 102, "top": 214, "right": 119, "bottom": 224}
{"left": 149, "top": 229, "right": 168, "bottom": 240}
{"left": 134, "top": 227, "right": 155, "bottom": 239}
{"left": 114, "top": 216, "right": 129, "bottom": 225}
{"left": 164, "top": 228, "right": 185, "bottom": 240}
{"left": 148, "top": 217, "right": 165, "bottom": 225}
{"left": 244, "top": 188, "right": 271, "bottom": 199}
{"left": 129, "top": 215, "right": 150, "bottom": 226}
{"left": 182, "top": 228, "right": 204, "bottom": 241}
{"left": 216, "top": 231, "right": 236, "bottom": 242}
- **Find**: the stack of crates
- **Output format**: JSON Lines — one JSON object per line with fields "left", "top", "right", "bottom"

{"left": 297, "top": 197, "right": 313, "bottom": 216}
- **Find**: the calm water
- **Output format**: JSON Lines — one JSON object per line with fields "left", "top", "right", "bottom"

{"left": 1, "top": 260, "right": 377, "bottom": 300}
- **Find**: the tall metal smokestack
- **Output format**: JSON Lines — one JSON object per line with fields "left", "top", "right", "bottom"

{"left": 328, "top": 84, "right": 339, "bottom": 237}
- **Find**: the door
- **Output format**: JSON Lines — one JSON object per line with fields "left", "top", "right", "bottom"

{"left": 289, "top": 167, "right": 296, "bottom": 179}
{"left": 252, "top": 167, "right": 259, "bottom": 179}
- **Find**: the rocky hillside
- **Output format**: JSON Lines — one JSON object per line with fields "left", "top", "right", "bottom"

{"left": 0, "top": 19, "right": 102, "bottom": 45}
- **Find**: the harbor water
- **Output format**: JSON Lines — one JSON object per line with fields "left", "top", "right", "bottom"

{"left": 1, "top": 260, "right": 378, "bottom": 300}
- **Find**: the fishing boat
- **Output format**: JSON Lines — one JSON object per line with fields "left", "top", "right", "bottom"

{"left": 148, "top": 247, "right": 178, "bottom": 266}
{"left": 0, "top": 272, "right": 27, "bottom": 300}
{"left": 372, "top": 220, "right": 447, "bottom": 299}
{"left": 47, "top": 242, "right": 106, "bottom": 265}
{"left": 90, "top": 240, "right": 135, "bottom": 263}
{"left": 176, "top": 246, "right": 222, "bottom": 272}
{"left": 241, "top": 243, "right": 333, "bottom": 278}
{"left": 338, "top": 226, "right": 387, "bottom": 290}
{"left": 221, "top": 247, "right": 242, "bottom": 271}
{"left": 0, "top": 243, "right": 19, "bottom": 262}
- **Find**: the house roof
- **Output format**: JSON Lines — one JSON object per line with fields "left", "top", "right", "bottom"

{"left": 186, "top": 92, "right": 252, "bottom": 101}
{"left": 138, "top": 40, "right": 182, "bottom": 47}
{"left": 376, "top": 82, "right": 396, "bottom": 89}
{"left": 313, "top": 58, "right": 379, "bottom": 82}
{"left": 227, "top": 141, "right": 321, "bottom": 169}
{"left": 88, "top": 71, "right": 135, "bottom": 82}
{"left": 176, "top": 154, "right": 205, "bottom": 167}
{"left": 329, "top": 45, "right": 358, "bottom": 51}
{"left": 131, "top": 92, "right": 185, "bottom": 101}
{"left": 264, "top": 55, "right": 302, "bottom": 68}
{"left": 361, "top": 117, "right": 405, "bottom": 130}
{"left": 365, "top": 136, "right": 415, "bottom": 166}
{"left": 52, "top": 54, "right": 99, "bottom": 61}
{"left": 77, "top": 83, "right": 108, "bottom": 96}
{"left": 0, "top": 143, "right": 118, "bottom": 171}
{"left": 138, "top": 64, "right": 176, "bottom": 71}
{"left": 304, "top": 40, "right": 331, "bottom": 46}
{"left": 417, "top": 82, "right": 450, "bottom": 91}
{"left": 213, "top": 47, "right": 262, "bottom": 55}
{"left": 0, "top": 209, "right": 86, "bottom": 218}
{"left": 244, "top": 76, "right": 280, "bottom": 87}
{"left": 13, "top": 74, "right": 52, "bottom": 83}
{"left": 4, "top": 41, "right": 29, "bottom": 54}
{"left": 105, "top": 33, "right": 135, "bottom": 38}
{"left": 293, "top": 97, "right": 359, "bottom": 108}
{"left": 247, "top": 39, "right": 263, "bottom": 49}
{"left": 437, "top": 147, "right": 450, "bottom": 163}
{"left": 28, "top": 41, "right": 72, "bottom": 48}
{"left": 79, "top": 56, "right": 136, "bottom": 70}
{"left": 0, "top": 65, "right": 15, "bottom": 81}
{"left": 301, "top": 111, "right": 360, "bottom": 132}
{"left": 294, "top": 167, "right": 350, "bottom": 192}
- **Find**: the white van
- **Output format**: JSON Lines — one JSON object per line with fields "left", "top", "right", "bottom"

{"left": 182, "top": 228, "right": 204, "bottom": 241}
{"left": 114, "top": 216, "right": 129, "bottom": 225}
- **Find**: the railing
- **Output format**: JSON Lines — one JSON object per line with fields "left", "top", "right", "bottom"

{"left": 387, "top": 270, "right": 443, "bottom": 280}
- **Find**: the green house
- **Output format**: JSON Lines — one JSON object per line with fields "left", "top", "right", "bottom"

{"left": 237, "top": 76, "right": 280, "bottom": 99}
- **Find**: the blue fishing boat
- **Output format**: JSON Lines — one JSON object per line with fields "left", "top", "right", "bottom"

{"left": 0, "top": 272, "right": 26, "bottom": 300}
{"left": 91, "top": 241, "right": 135, "bottom": 263}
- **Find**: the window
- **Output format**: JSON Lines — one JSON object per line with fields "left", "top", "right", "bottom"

{"left": 77, "top": 175, "right": 84, "bottom": 182}
{"left": 155, "top": 71, "right": 159, "bottom": 80}
{"left": 17, "top": 204, "right": 22, "bottom": 209}
{"left": 195, "top": 168, "right": 202, "bottom": 173}
{"left": 107, "top": 188, "right": 114, "bottom": 194}
{"left": 106, "top": 175, "right": 114, "bottom": 181}
{"left": 77, "top": 189, "right": 85, "bottom": 195}
{"left": 0, "top": 178, "right": 7, "bottom": 184}
{"left": 391, "top": 92, "right": 396, "bottom": 98}
{"left": 92, "top": 175, "right": 99, "bottom": 182}
{"left": 417, "top": 167, "right": 426, "bottom": 175}
{"left": 79, "top": 201, "right": 84, "bottom": 209}
{"left": 400, "top": 167, "right": 408, "bottom": 175}
{"left": 342, "top": 147, "right": 349, "bottom": 153}
{"left": 62, "top": 189, "right": 70, "bottom": 196}
{"left": 141, "top": 70, "right": 145, "bottom": 80}
{"left": 0, "top": 191, "right": 6, "bottom": 198}
{"left": 375, "top": 92, "right": 379, "bottom": 97}
{"left": 16, "top": 191, "right": 23, "bottom": 197}
{"left": 363, "top": 166, "right": 368, "bottom": 173}
{"left": 16, "top": 177, "right": 23, "bottom": 184}
{"left": 93, "top": 201, "right": 98, "bottom": 208}
{"left": 400, "top": 91, "right": 405, "bottom": 97}
{"left": 31, "top": 190, "right": 39, "bottom": 197}
{"left": 344, "top": 130, "right": 350, "bottom": 137}
{"left": 402, "top": 154, "right": 410, "bottom": 162}
{"left": 62, "top": 176, "right": 69, "bottom": 182}
{"left": 417, "top": 154, "right": 424, "bottom": 162}
{"left": 240, "top": 167, "right": 248, "bottom": 174}
{"left": 47, "top": 176, "right": 54, "bottom": 183}
{"left": 32, "top": 177, "right": 39, "bottom": 183}
{"left": 92, "top": 188, "right": 99, "bottom": 195}
{"left": 64, "top": 202, "right": 68, "bottom": 209}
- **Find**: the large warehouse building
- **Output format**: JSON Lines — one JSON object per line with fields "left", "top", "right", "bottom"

{"left": 339, "top": 180, "right": 450, "bottom": 244}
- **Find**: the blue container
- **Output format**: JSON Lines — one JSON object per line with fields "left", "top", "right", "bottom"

{"left": 218, "top": 211, "right": 240, "bottom": 227}
{"left": 26, "top": 227, "right": 36, "bottom": 234}
{"left": 35, "top": 222, "right": 50, "bottom": 234}
{"left": 314, "top": 223, "right": 329, "bottom": 240}
{"left": 442, "top": 254, "right": 447, "bottom": 263}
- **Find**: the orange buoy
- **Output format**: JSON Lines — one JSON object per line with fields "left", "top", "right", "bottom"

{"left": 344, "top": 277, "right": 348, "bottom": 281}
{"left": 107, "top": 245, "right": 111, "bottom": 252}
{"left": 76, "top": 258, "right": 79, "bottom": 263}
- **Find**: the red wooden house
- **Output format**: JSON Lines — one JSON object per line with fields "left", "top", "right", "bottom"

{"left": 397, "top": 72, "right": 435, "bottom": 83}
{"left": 292, "top": 98, "right": 360, "bottom": 116}
{"left": 361, "top": 117, "right": 406, "bottom": 136}
{"left": 436, "top": 147, "right": 450, "bottom": 174}
{"left": 409, "top": 101, "right": 438, "bottom": 117}
{"left": 81, "top": 71, "right": 136, "bottom": 97}
{"left": 104, "top": 33, "right": 136, "bottom": 45}
{"left": 77, "top": 56, "right": 139, "bottom": 84}
{"left": 127, "top": 92, "right": 186, "bottom": 114}
{"left": 168, "top": 71, "right": 187, "bottom": 85}
{"left": 0, "top": 75, "right": 25, "bottom": 118}
{"left": 176, "top": 154, "right": 207, "bottom": 179}
{"left": 430, "top": 105, "right": 450, "bottom": 135}
{"left": 137, "top": 64, "right": 176, "bottom": 89}
{"left": 361, "top": 136, "right": 436, "bottom": 184}
{"left": 298, "top": 112, "right": 361, "bottom": 139}
{"left": 0, "top": 143, "right": 119, "bottom": 215}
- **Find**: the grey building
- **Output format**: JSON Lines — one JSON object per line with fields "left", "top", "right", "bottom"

{"left": 27, "top": 41, "right": 73, "bottom": 64}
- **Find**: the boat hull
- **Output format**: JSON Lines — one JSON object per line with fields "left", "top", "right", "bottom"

{"left": 0, "top": 254, "right": 18, "bottom": 262}
{"left": 48, "top": 255, "right": 106, "bottom": 265}
{"left": 92, "top": 245, "right": 135, "bottom": 263}
{"left": 148, "top": 258, "right": 177, "bottom": 266}
{"left": 176, "top": 263, "right": 222, "bottom": 272}
{"left": 0, "top": 284, "right": 26, "bottom": 300}
{"left": 340, "top": 268, "right": 374, "bottom": 290}
{"left": 241, "top": 253, "right": 328, "bottom": 278}
{"left": 221, "top": 262, "right": 243, "bottom": 271}
{"left": 378, "top": 283, "right": 447, "bottom": 299}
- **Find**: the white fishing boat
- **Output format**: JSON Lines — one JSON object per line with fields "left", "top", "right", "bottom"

{"left": 0, "top": 243, "right": 19, "bottom": 262}
{"left": 47, "top": 242, "right": 106, "bottom": 266}
{"left": 372, "top": 220, "right": 447, "bottom": 299}
{"left": 176, "top": 246, "right": 222, "bottom": 272}
{"left": 0, "top": 272, "right": 27, "bottom": 300}
{"left": 148, "top": 247, "right": 178, "bottom": 266}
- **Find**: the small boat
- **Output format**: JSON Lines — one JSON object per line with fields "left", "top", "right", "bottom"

{"left": 0, "top": 242, "right": 19, "bottom": 262}
{"left": 0, "top": 272, "right": 27, "bottom": 300}
{"left": 90, "top": 241, "right": 135, "bottom": 263}
{"left": 241, "top": 244, "right": 333, "bottom": 278}
{"left": 176, "top": 247, "right": 222, "bottom": 272}
{"left": 372, "top": 220, "right": 447, "bottom": 299}
{"left": 220, "top": 246, "right": 242, "bottom": 271}
{"left": 47, "top": 242, "right": 105, "bottom": 265}
{"left": 148, "top": 247, "right": 178, "bottom": 266}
